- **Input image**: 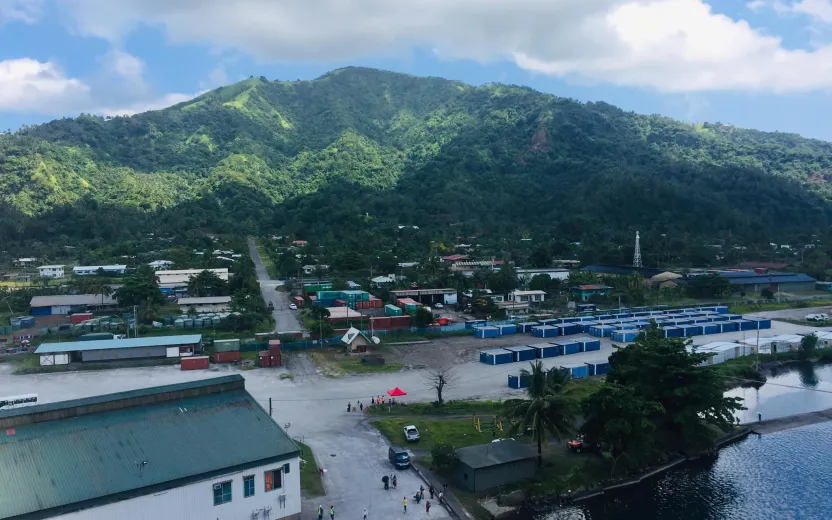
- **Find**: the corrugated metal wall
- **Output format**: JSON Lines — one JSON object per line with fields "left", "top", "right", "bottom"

{"left": 81, "top": 346, "right": 168, "bottom": 362}
{"left": 456, "top": 459, "right": 536, "bottom": 492}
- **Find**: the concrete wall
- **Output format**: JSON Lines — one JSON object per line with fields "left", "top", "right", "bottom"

{"left": 81, "top": 346, "right": 168, "bottom": 362}
{"left": 51, "top": 457, "right": 302, "bottom": 520}
{"left": 455, "top": 459, "right": 537, "bottom": 492}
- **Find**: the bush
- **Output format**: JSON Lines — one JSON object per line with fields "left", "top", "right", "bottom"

{"left": 431, "top": 442, "right": 457, "bottom": 471}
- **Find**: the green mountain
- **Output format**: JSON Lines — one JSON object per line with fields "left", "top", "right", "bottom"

{"left": 2, "top": 66, "right": 832, "bottom": 249}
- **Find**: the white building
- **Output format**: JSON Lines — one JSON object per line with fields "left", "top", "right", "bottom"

{"left": 178, "top": 296, "right": 232, "bottom": 313}
{"left": 516, "top": 268, "right": 570, "bottom": 282}
{"left": 508, "top": 290, "right": 547, "bottom": 304}
{"left": 149, "top": 260, "right": 173, "bottom": 270}
{"left": 302, "top": 264, "right": 329, "bottom": 275}
{"left": 72, "top": 265, "right": 127, "bottom": 276}
{"left": 0, "top": 375, "right": 302, "bottom": 520}
{"left": 15, "top": 257, "right": 37, "bottom": 267}
{"left": 156, "top": 268, "right": 229, "bottom": 285}
{"left": 37, "top": 265, "right": 65, "bottom": 278}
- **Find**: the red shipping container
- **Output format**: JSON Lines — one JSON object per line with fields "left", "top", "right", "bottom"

{"left": 181, "top": 356, "right": 209, "bottom": 370}
{"left": 258, "top": 351, "right": 271, "bottom": 367}
{"left": 292, "top": 296, "right": 305, "bottom": 308}
{"left": 389, "top": 316, "right": 412, "bottom": 326}
{"left": 334, "top": 299, "right": 347, "bottom": 307}
{"left": 371, "top": 298, "right": 383, "bottom": 309}
{"left": 213, "top": 351, "right": 241, "bottom": 363}
{"left": 269, "top": 354, "right": 281, "bottom": 367}
{"left": 370, "top": 317, "right": 391, "bottom": 330}
{"left": 268, "top": 339, "right": 281, "bottom": 352}
{"left": 70, "top": 313, "right": 93, "bottom": 325}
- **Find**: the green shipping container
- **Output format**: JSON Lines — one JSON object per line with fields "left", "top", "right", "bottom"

{"left": 214, "top": 339, "right": 241, "bottom": 352}
{"left": 385, "top": 304, "right": 403, "bottom": 316}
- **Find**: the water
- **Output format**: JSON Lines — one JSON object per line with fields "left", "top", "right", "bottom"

{"left": 531, "top": 364, "right": 832, "bottom": 520}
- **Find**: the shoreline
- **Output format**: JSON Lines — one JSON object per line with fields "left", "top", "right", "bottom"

{"left": 748, "top": 407, "right": 832, "bottom": 434}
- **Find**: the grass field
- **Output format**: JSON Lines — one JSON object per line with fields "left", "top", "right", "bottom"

{"left": 728, "top": 299, "right": 832, "bottom": 315}
{"left": 308, "top": 349, "right": 403, "bottom": 376}
{"left": 295, "top": 441, "right": 326, "bottom": 497}
{"left": 373, "top": 417, "right": 509, "bottom": 450}
{"left": 366, "top": 399, "right": 505, "bottom": 417}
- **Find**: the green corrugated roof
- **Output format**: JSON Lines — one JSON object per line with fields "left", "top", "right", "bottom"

{"left": 35, "top": 334, "right": 203, "bottom": 354}
{"left": 0, "top": 376, "right": 298, "bottom": 518}
{"left": 456, "top": 440, "right": 536, "bottom": 469}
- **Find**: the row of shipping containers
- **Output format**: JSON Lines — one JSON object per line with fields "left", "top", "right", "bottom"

{"left": 480, "top": 337, "right": 602, "bottom": 365}
{"left": 602, "top": 318, "right": 772, "bottom": 342}
{"left": 507, "top": 359, "right": 611, "bottom": 388}
{"left": 474, "top": 324, "right": 516, "bottom": 338}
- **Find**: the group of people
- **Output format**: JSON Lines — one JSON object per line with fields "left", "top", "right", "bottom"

{"left": 346, "top": 396, "right": 410, "bottom": 413}
{"left": 316, "top": 505, "right": 335, "bottom": 520}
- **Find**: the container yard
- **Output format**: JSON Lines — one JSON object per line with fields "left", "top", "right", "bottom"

{"left": 503, "top": 345, "right": 536, "bottom": 362}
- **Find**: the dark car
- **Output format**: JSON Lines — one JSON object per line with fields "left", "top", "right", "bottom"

{"left": 388, "top": 446, "right": 411, "bottom": 469}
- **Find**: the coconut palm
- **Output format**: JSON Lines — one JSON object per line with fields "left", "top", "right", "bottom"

{"left": 504, "top": 360, "right": 577, "bottom": 468}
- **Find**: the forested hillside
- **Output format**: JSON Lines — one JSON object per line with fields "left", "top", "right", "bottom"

{"left": 2, "top": 66, "right": 832, "bottom": 250}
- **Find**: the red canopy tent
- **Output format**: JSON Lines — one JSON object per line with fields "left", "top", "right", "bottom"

{"left": 387, "top": 387, "right": 407, "bottom": 397}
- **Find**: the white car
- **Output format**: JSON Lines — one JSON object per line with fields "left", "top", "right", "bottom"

{"left": 288, "top": 303, "right": 298, "bottom": 310}
{"left": 403, "top": 425, "right": 420, "bottom": 442}
{"left": 434, "top": 303, "right": 444, "bottom": 309}
{"left": 806, "top": 313, "right": 829, "bottom": 321}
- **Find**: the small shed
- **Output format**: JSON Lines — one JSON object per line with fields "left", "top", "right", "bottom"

{"left": 480, "top": 348, "right": 513, "bottom": 365}
{"left": 341, "top": 327, "right": 373, "bottom": 353}
{"left": 475, "top": 326, "right": 500, "bottom": 339}
{"left": 528, "top": 342, "right": 559, "bottom": 358}
{"left": 585, "top": 359, "right": 611, "bottom": 376}
{"left": 504, "top": 345, "right": 536, "bottom": 362}
{"left": 560, "top": 362, "right": 589, "bottom": 379}
{"left": 531, "top": 325, "right": 559, "bottom": 338}
{"left": 454, "top": 441, "right": 537, "bottom": 492}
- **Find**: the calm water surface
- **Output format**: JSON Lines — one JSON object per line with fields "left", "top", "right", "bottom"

{"left": 532, "top": 364, "right": 832, "bottom": 520}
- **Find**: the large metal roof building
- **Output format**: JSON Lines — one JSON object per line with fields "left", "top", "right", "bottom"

{"left": 0, "top": 375, "right": 301, "bottom": 520}
{"left": 34, "top": 335, "right": 203, "bottom": 364}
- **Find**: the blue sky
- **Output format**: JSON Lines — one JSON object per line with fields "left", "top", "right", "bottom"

{"left": 4, "top": 0, "right": 832, "bottom": 139}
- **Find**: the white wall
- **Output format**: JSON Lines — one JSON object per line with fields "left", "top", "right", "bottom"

{"left": 166, "top": 347, "right": 179, "bottom": 358}
{"left": 52, "top": 457, "right": 301, "bottom": 520}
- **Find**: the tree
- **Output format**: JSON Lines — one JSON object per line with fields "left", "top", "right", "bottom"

{"left": 581, "top": 384, "right": 662, "bottom": 475}
{"left": 529, "top": 247, "right": 552, "bottom": 268}
{"left": 801, "top": 333, "right": 818, "bottom": 359}
{"left": 684, "top": 274, "right": 731, "bottom": 299}
{"left": 607, "top": 324, "right": 744, "bottom": 450}
{"left": 528, "top": 274, "right": 552, "bottom": 292}
{"left": 761, "top": 288, "right": 775, "bottom": 300}
{"left": 114, "top": 265, "right": 164, "bottom": 310}
{"left": 308, "top": 305, "right": 331, "bottom": 321}
{"left": 413, "top": 306, "right": 434, "bottom": 328}
{"left": 624, "top": 272, "right": 646, "bottom": 305}
{"left": 567, "top": 271, "right": 598, "bottom": 287}
{"left": 425, "top": 364, "right": 457, "bottom": 404}
{"left": 187, "top": 269, "right": 228, "bottom": 297}
{"left": 504, "top": 361, "right": 576, "bottom": 468}
{"left": 375, "top": 252, "right": 399, "bottom": 275}
{"left": 430, "top": 443, "right": 457, "bottom": 471}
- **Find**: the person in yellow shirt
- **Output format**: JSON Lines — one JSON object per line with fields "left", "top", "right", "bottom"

{"left": 402, "top": 496, "right": 407, "bottom": 513}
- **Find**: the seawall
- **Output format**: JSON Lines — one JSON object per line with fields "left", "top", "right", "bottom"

{"left": 749, "top": 407, "right": 832, "bottom": 435}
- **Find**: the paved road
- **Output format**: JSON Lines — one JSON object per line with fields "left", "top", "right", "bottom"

{"left": 247, "top": 239, "right": 304, "bottom": 335}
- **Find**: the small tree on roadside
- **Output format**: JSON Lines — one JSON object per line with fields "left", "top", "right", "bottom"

{"left": 413, "top": 307, "right": 434, "bottom": 328}
{"left": 801, "top": 333, "right": 818, "bottom": 359}
{"left": 430, "top": 442, "right": 457, "bottom": 471}
{"left": 425, "top": 363, "right": 457, "bottom": 405}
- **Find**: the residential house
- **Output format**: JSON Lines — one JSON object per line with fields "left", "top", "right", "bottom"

{"left": 570, "top": 284, "right": 612, "bottom": 301}
{"left": 508, "top": 290, "right": 546, "bottom": 304}
{"left": 340, "top": 327, "right": 373, "bottom": 353}
{"left": 37, "top": 265, "right": 65, "bottom": 278}
{"left": 302, "top": 264, "right": 329, "bottom": 275}
{"left": 149, "top": 260, "right": 174, "bottom": 270}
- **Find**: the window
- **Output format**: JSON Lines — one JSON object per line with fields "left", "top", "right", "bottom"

{"left": 264, "top": 469, "right": 282, "bottom": 492}
{"left": 213, "top": 481, "right": 232, "bottom": 506}
{"left": 243, "top": 476, "right": 255, "bottom": 498}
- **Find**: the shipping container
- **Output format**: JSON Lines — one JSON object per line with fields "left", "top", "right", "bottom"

{"left": 561, "top": 317, "right": 581, "bottom": 324}
{"left": 70, "top": 313, "right": 93, "bottom": 325}
{"left": 579, "top": 321, "right": 599, "bottom": 333}
{"left": 611, "top": 329, "right": 640, "bottom": 342}
{"left": 504, "top": 345, "right": 536, "bottom": 362}
{"left": 334, "top": 299, "right": 348, "bottom": 307}
{"left": 560, "top": 363, "right": 589, "bottom": 379}
{"left": 735, "top": 319, "right": 755, "bottom": 331}
{"left": 270, "top": 353, "right": 281, "bottom": 367}
{"left": 616, "top": 323, "right": 638, "bottom": 330}
{"left": 558, "top": 324, "right": 582, "bottom": 336}
{"left": 531, "top": 325, "right": 559, "bottom": 338}
{"left": 498, "top": 324, "right": 517, "bottom": 336}
{"left": 258, "top": 351, "right": 271, "bottom": 367}
{"left": 370, "top": 317, "right": 392, "bottom": 330}
{"left": 79, "top": 332, "right": 114, "bottom": 341}
{"left": 385, "top": 304, "right": 404, "bottom": 317}
{"left": 268, "top": 340, "right": 281, "bottom": 354}
{"left": 181, "top": 356, "right": 209, "bottom": 370}
{"left": 389, "top": 316, "right": 412, "bottom": 328}
{"left": 755, "top": 319, "right": 772, "bottom": 329}
{"left": 701, "top": 323, "right": 720, "bottom": 335}
{"left": 465, "top": 319, "right": 487, "bottom": 329}
{"left": 292, "top": 296, "right": 305, "bottom": 308}
{"left": 475, "top": 326, "right": 500, "bottom": 339}
{"left": 508, "top": 374, "right": 530, "bottom": 389}
{"left": 213, "top": 339, "right": 241, "bottom": 352}
{"left": 585, "top": 360, "right": 611, "bottom": 376}
{"left": 661, "top": 326, "right": 683, "bottom": 338}
{"left": 529, "top": 342, "right": 560, "bottom": 358}
{"left": 681, "top": 325, "right": 702, "bottom": 337}
{"left": 715, "top": 306, "right": 729, "bottom": 314}
{"left": 479, "top": 348, "right": 513, "bottom": 365}
{"left": 517, "top": 322, "right": 540, "bottom": 334}
{"left": 590, "top": 325, "right": 615, "bottom": 338}
{"left": 552, "top": 339, "right": 581, "bottom": 355}
{"left": 538, "top": 318, "right": 561, "bottom": 326}
{"left": 718, "top": 321, "right": 738, "bottom": 333}
{"left": 581, "top": 339, "right": 602, "bottom": 352}
{"left": 213, "top": 351, "right": 241, "bottom": 363}
{"left": 723, "top": 314, "right": 743, "bottom": 321}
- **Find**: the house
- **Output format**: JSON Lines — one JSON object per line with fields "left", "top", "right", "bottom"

{"left": 291, "top": 240, "right": 308, "bottom": 247}
{"left": 302, "top": 264, "right": 329, "bottom": 275}
{"left": 30, "top": 294, "right": 119, "bottom": 315}
{"left": 441, "top": 254, "right": 469, "bottom": 263}
{"left": 37, "top": 265, "right": 65, "bottom": 278}
{"left": 647, "top": 271, "right": 683, "bottom": 289}
{"left": 0, "top": 375, "right": 301, "bottom": 520}
{"left": 178, "top": 296, "right": 232, "bottom": 313}
{"left": 454, "top": 440, "right": 537, "bottom": 492}
{"left": 156, "top": 268, "right": 229, "bottom": 285}
{"left": 346, "top": 280, "right": 362, "bottom": 289}
{"left": 149, "top": 260, "right": 173, "bottom": 270}
{"left": 340, "top": 326, "right": 373, "bottom": 353}
{"left": 372, "top": 275, "right": 397, "bottom": 287}
{"left": 14, "top": 257, "right": 37, "bottom": 267}
{"left": 570, "top": 284, "right": 612, "bottom": 301}
{"left": 35, "top": 334, "right": 203, "bottom": 364}
{"left": 72, "top": 265, "right": 128, "bottom": 276}
{"left": 390, "top": 288, "right": 458, "bottom": 306}
{"left": 508, "top": 290, "right": 546, "bottom": 304}
{"left": 497, "top": 300, "right": 530, "bottom": 315}
{"left": 397, "top": 262, "right": 420, "bottom": 268}
{"left": 516, "top": 268, "right": 569, "bottom": 282}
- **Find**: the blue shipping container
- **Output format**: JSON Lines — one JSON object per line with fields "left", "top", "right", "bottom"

{"left": 508, "top": 374, "right": 530, "bottom": 389}
{"left": 702, "top": 323, "right": 720, "bottom": 335}
{"left": 611, "top": 330, "right": 640, "bottom": 342}
{"left": 561, "top": 364, "right": 589, "bottom": 379}
{"left": 530, "top": 343, "right": 559, "bottom": 358}
{"left": 736, "top": 320, "right": 756, "bottom": 331}
{"left": 715, "top": 306, "right": 729, "bottom": 314}
{"left": 756, "top": 319, "right": 772, "bottom": 329}
{"left": 465, "top": 320, "right": 487, "bottom": 329}
{"left": 583, "top": 339, "right": 602, "bottom": 352}
{"left": 724, "top": 314, "right": 743, "bottom": 321}
{"left": 475, "top": 326, "right": 500, "bottom": 339}
{"left": 518, "top": 322, "right": 540, "bottom": 333}
{"left": 505, "top": 346, "right": 536, "bottom": 362}
{"left": 559, "top": 324, "right": 582, "bottom": 336}
{"left": 662, "top": 326, "right": 683, "bottom": 338}
{"left": 498, "top": 324, "right": 518, "bottom": 336}
{"left": 480, "top": 348, "right": 514, "bottom": 365}
{"left": 586, "top": 360, "right": 611, "bottom": 376}
{"left": 719, "top": 321, "right": 738, "bottom": 333}
{"left": 532, "top": 325, "right": 559, "bottom": 338}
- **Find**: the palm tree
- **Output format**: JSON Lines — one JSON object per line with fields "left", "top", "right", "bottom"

{"left": 504, "top": 360, "right": 577, "bottom": 468}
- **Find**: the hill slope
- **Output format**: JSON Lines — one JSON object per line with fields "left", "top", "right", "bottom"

{"left": 2, "top": 67, "right": 832, "bottom": 247}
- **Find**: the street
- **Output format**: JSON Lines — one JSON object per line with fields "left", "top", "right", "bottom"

{"left": 247, "top": 238, "right": 305, "bottom": 335}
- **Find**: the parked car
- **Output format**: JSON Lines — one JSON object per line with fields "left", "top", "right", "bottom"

{"left": 806, "top": 313, "right": 829, "bottom": 321}
{"left": 568, "top": 434, "right": 600, "bottom": 453}
{"left": 434, "top": 303, "right": 444, "bottom": 309}
{"left": 403, "top": 425, "right": 420, "bottom": 442}
{"left": 288, "top": 303, "right": 298, "bottom": 310}
{"left": 388, "top": 446, "right": 411, "bottom": 468}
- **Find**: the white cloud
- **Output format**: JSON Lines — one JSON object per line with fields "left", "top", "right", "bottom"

{"left": 0, "top": 58, "right": 89, "bottom": 113}
{"left": 0, "top": 0, "right": 43, "bottom": 24}
{"left": 746, "top": 0, "right": 768, "bottom": 11}
{"left": 790, "top": 0, "right": 832, "bottom": 22}
{"left": 58, "top": 0, "right": 832, "bottom": 93}
{"left": 104, "top": 49, "right": 145, "bottom": 80}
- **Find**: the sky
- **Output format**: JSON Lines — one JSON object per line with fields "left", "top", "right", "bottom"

{"left": 4, "top": 0, "right": 832, "bottom": 139}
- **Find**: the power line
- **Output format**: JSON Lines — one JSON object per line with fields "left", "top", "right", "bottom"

{"left": 726, "top": 376, "right": 832, "bottom": 395}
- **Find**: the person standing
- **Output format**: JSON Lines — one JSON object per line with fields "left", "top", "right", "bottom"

{"left": 420, "top": 485, "right": 425, "bottom": 499}
{"left": 360, "top": 402, "right": 364, "bottom": 412}
{"left": 393, "top": 474, "right": 397, "bottom": 488}
{"left": 317, "top": 505, "right": 323, "bottom": 520}
{"left": 429, "top": 484, "right": 434, "bottom": 499}
{"left": 347, "top": 402, "right": 351, "bottom": 412}
{"left": 402, "top": 496, "right": 408, "bottom": 513}
{"left": 426, "top": 501, "right": 431, "bottom": 514}
{"left": 329, "top": 505, "right": 335, "bottom": 519}
{"left": 363, "top": 508, "right": 368, "bottom": 520}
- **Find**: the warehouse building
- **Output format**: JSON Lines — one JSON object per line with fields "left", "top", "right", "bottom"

{"left": 30, "top": 294, "right": 119, "bottom": 315}
{"left": 454, "top": 440, "right": 537, "bottom": 492}
{"left": 390, "top": 288, "right": 458, "bottom": 306}
{"left": 719, "top": 271, "right": 816, "bottom": 293}
{"left": 156, "top": 268, "right": 229, "bottom": 285}
{"left": 0, "top": 375, "right": 302, "bottom": 520}
{"left": 72, "top": 265, "right": 127, "bottom": 276}
{"left": 516, "top": 268, "right": 569, "bottom": 282}
{"left": 35, "top": 334, "right": 203, "bottom": 364}
{"left": 178, "top": 296, "right": 232, "bottom": 313}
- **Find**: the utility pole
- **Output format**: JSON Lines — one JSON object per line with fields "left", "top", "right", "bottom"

{"left": 269, "top": 398, "right": 273, "bottom": 417}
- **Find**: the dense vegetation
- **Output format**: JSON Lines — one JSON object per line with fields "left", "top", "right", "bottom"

{"left": 3, "top": 66, "right": 832, "bottom": 264}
